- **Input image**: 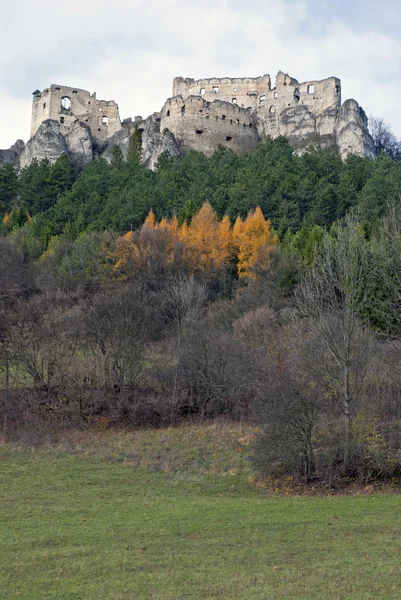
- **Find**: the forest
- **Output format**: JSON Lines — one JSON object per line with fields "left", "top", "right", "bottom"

{"left": 2, "top": 131, "right": 401, "bottom": 487}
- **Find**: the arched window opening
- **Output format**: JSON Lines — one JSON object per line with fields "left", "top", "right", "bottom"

{"left": 294, "top": 88, "right": 300, "bottom": 103}
{"left": 166, "top": 110, "right": 170, "bottom": 117}
{"left": 269, "top": 105, "right": 276, "bottom": 114}
{"left": 61, "top": 96, "right": 71, "bottom": 111}
{"left": 102, "top": 116, "right": 109, "bottom": 125}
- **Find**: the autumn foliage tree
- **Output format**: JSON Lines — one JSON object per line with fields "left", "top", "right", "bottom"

{"left": 233, "top": 208, "right": 278, "bottom": 278}
{"left": 113, "top": 203, "right": 277, "bottom": 282}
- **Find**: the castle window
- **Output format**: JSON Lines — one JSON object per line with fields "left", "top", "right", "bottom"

{"left": 205, "top": 113, "right": 209, "bottom": 119}
{"left": 308, "top": 84, "right": 315, "bottom": 95}
{"left": 61, "top": 96, "right": 71, "bottom": 111}
{"left": 55, "top": 87, "right": 60, "bottom": 92}
{"left": 98, "top": 128, "right": 101, "bottom": 132}
{"left": 236, "top": 119, "right": 240, "bottom": 124}
{"left": 259, "top": 95, "right": 266, "bottom": 104}
{"left": 199, "top": 109, "right": 203, "bottom": 114}
{"left": 269, "top": 105, "right": 276, "bottom": 114}
{"left": 226, "top": 136, "right": 232, "bottom": 141}
{"left": 60, "top": 117, "right": 64, "bottom": 124}
{"left": 336, "top": 85, "right": 340, "bottom": 94}
{"left": 249, "top": 123, "right": 252, "bottom": 128}
{"left": 212, "top": 86, "right": 219, "bottom": 94}
{"left": 196, "top": 129, "right": 203, "bottom": 135}
{"left": 232, "top": 98, "right": 237, "bottom": 104}
{"left": 166, "top": 110, "right": 170, "bottom": 117}
{"left": 233, "top": 88, "right": 237, "bottom": 92}
{"left": 200, "top": 88, "right": 206, "bottom": 95}
{"left": 222, "top": 115, "right": 226, "bottom": 120}
{"left": 72, "top": 90, "right": 78, "bottom": 95}
{"left": 181, "top": 105, "right": 186, "bottom": 115}
{"left": 294, "top": 88, "right": 300, "bottom": 103}
{"left": 274, "top": 92, "right": 278, "bottom": 99}
{"left": 102, "top": 116, "right": 109, "bottom": 125}
{"left": 88, "top": 101, "right": 91, "bottom": 105}
{"left": 230, "top": 119, "right": 232, "bottom": 124}
{"left": 43, "top": 102, "right": 46, "bottom": 109}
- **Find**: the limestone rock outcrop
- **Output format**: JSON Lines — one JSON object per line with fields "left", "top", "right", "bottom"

{"left": 0, "top": 140, "right": 25, "bottom": 165}
{"left": 141, "top": 113, "right": 181, "bottom": 169}
{"left": 64, "top": 120, "right": 93, "bottom": 167}
{"left": 19, "top": 120, "right": 68, "bottom": 168}
{"left": 335, "top": 99, "right": 375, "bottom": 161}
{"left": 19, "top": 119, "right": 94, "bottom": 168}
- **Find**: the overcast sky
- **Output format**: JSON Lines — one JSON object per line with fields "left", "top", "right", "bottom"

{"left": 1, "top": 0, "right": 400, "bottom": 148}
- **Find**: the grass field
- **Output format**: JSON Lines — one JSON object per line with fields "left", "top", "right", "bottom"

{"left": 1, "top": 422, "right": 401, "bottom": 599}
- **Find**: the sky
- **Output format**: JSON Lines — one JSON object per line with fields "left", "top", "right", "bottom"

{"left": 0, "top": 0, "right": 401, "bottom": 148}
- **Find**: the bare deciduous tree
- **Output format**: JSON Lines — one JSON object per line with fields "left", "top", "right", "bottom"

{"left": 296, "top": 215, "right": 374, "bottom": 474}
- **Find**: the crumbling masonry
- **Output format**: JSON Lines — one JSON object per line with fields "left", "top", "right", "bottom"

{"left": 1, "top": 71, "right": 375, "bottom": 169}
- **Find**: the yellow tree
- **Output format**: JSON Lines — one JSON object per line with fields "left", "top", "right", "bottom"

{"left": 218, "top": 215, "right": 232, "bottom": 262}
{"left": 143, "top": 209, "right": 156, "bottom": 230}
{"left": 236, "top": 207, "right": 278, "bottom": 278}
{"left": 187, "top": 202, "right": 230, "bottom": 272}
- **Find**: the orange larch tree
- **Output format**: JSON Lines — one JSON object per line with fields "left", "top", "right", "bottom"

{"left": 235, "top": 207, "right": 278, "bottom": 278}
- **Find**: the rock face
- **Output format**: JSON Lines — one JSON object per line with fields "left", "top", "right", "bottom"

{"left": 18, "top": 119, "right": 94, "bottom": 168}
{"left": 335, "top": 99, "right": 375, "bottom": 161}
{"left": 100, "top": 120, "right": 136, "bottom": 162}
{"left": 141, "top": 113, "right": 181, "bottom": 169}
{"left": 0, "top": 140, "right": 25, "bottom": 165}
{"left": 19, "top": 120, "right": 68, "bottom": 168}
{"left": 64, "top": 120, "right": 93, "bottom": 167}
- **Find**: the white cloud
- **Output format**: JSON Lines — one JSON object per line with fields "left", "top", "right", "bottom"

{"left": 1, "top": 0, "right": 401, "bottom": 147}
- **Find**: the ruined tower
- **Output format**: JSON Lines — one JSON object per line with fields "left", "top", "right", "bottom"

{"left": 31, "top": 84, "right": 122, "bottom": 142}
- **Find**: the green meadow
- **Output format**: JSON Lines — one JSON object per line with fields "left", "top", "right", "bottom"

{"left": 1, "top": 423, "right": 401, "bottom": 599}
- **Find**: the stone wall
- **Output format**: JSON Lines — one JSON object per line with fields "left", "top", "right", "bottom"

{"left": 31, "top": 85, "right": 121, "bottom": 142}
{"left": 262, "top": 71, "right": 341, "bottom": 123}
{"left": 173, "top": 75, "right": 271, "bottom": 112}
{"left": 160, "top": 95, "right": 258, "bottom": 155}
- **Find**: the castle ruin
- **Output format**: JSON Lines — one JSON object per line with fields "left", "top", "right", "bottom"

{"left": 0, "top": 70, "right": 375, "bottom": 169}
{"left": 31, "top": 84, "right": 122, "bottom": 142}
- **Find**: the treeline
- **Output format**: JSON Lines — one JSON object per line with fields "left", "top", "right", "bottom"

{"left": 2, "top": 136, "right": 401, "bottom": 248}
{"left": 2, "top": 206, "right": 401, "bottom": 487}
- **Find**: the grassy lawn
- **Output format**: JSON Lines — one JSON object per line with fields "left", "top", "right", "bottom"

{"left": 1, "top": 422, "right": 401, "bottom": 599}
